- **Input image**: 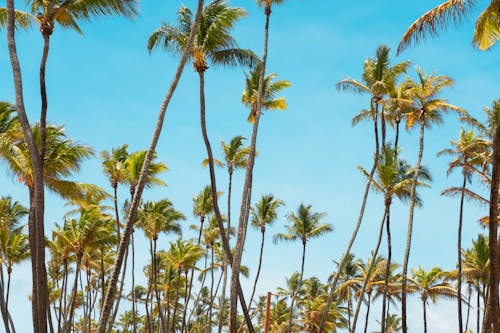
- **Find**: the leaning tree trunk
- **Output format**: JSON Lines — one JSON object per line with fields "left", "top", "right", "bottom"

{"left": 6, "top": 2, "right": 48, "bottom": 332}
{"left": 39, "top": 31, "right": 51, "bottom": 164}
{"left": 218, "top": 169, "right": 232, "bottom": 332}
{"left": 351, "top": 208, "right": 388, "bottom": 333}
{"left": 402, "top": 119, "right": 425, "bottom": 333}
{"left": 457, "top": 173, "right": 467, "bottom": 333}
{"left": 218, "top": 264, "right": 228, "bottom": 333}
{"left": 249, "top": 228, "right": 266, "bottom": 309}
{"left": 363, "top": 292, "right": 372, "bottom": 333}
{"left": 96, "top": 2, "right": 205, "bottom": 332}
{"left": 287, "top": 241, "right": 307, "bottom": 333}
{"left": 64, "top": 254, "right": 83, "bottom": 333}
{"left": 319, "top": 102, "right": 380, "bottom": 333}
{"left": 0, "top": 271, "right": 12, "bottom": 333}
{"left": 230, "top": 5, "right": 272, "bottom": 332}
{"left": 197, "top": 69, "right": 254, "bottom": 332}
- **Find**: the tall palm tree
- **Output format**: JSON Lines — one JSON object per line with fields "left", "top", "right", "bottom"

{"left": 397, "top": 0, "right": 499, "bottom": 53}
{"left": 249, "top": 194, "right": 284, "bottom": 308}
{"left": 148, "top": 2, "right": 257, "bottom": 331}
{"left": 401, "top": 67, "right": 464, "bottom": 333}
{"left": 97, "top": 0, "right": 205, "bottom": 330}
{"left": 334, "top": 253, "right": 360, "bottom": 332}
{"left": 137, "top": 199, "right": 184, "bottom": 332}
{"left": 274, "top": 203, "right": 332, "bottom": 332}
{"left": 360, "top": 144, "right": 431, "bottom": 333}
{"left": 408, "top": 266, "right": 457, "bottom": 333}
{"left": 321, "top": 45, "right": 409, "bottom": 333}
{"left": 439, "top": 128, "right": 488, "bottom": 332}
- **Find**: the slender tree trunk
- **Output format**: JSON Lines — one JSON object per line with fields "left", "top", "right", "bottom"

{"left": 457, "top": 173, "right": 467, "bottom": 333}
{"left": 363, "top": 293, "right": 372, "bottom": 333}
{"left": 5, "top": 269, "right": 11, "bottom": 311}
{"left": 249, "top": 229, "right": 266, "bottom": 309}
{"left": 347, "top": 296, "right": 352, "bottom": 332}
{"left": 58, "top": 262, "right": 68, "bottom": 333}
{"left": 478, "top": 284, "right": 481, "bottom": 333}
{"left": 320, "top": 104, "right": 380, "bottom": 333}
{"left": 96, "top": 2, "right": 205, "bottom": 332}
{"left": 218, "top": 264, "right": 228, "bottom": 333}
{"left": 381, "top": 203, "right": 392, "bottom": 333}
{"left": 198, "top": 69, "right": 254, "bottom": 333}
{"left": 113, "top": 185, "right": 121, "bottom": 243}
{"left": 287, "top": 241, "right": 307, "bottom": 333}
{"left": 6, "top": 2, "right": 48, "bottom": 332}
{"left": 107, "top": 246, "right": 129, "bottom": 333}
{"left": 100, "top": 248, "right": 106, "bottom": 307}
{"left": 39, "top": 32, "right": 50, "bottom": 164}
{"left": 0, "top": 271, "right": 12, "bottom": 333}
{"left": 402, "top": 120, "right": 425, "bottom": 333}
{"left": 131, "top": 230, "right": 137, "bottom": 333}
{"left": 185, "top": 216, "right": 205, "bottom": 330}
{"left": 171, "top": 271, "right": 182, "bottom": 332}
{"left": 465, "top": 282, "right": 472, "bottom": 332}
{"left": 208, "top": 246, "right": 215, "bottom": 332}
{"left": 65, "top": 255, "right": 82, "bottom": 333}
{"left": 394, "top": 120, "right": 400, "bottom": 150}
{"left": 351, "top": 208, "right": 388, "bottom": 333}
{"left": 230, "top": 7, "right": 272, "bottom": 332}
{"left": 153, "top": 239, "right": 166, "bottom": 332}
{"left": 421, "top": 298, "right": 428, "bottom": 333}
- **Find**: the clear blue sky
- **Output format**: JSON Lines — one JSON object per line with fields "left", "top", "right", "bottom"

{"left": 0, "top": 1, "right": 498, "bottom": 332}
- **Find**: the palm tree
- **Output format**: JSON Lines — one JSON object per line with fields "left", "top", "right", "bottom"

{"left": 360, "top": 144, "right": 431, "bottom": 333}
{"left": 97, "top": 0, "right": 205, "bottom": 329}
{"left": 100, "top": 144, "right": 129, "bottom": 242}
{"left": 249, "top": 194, "right": 284, "bottom": 308}
{"left": 241, "top": 64, "right": 291, "bottom": 123}
{"left": 397, "top": 0, "right": 499, "bottom": 53}
{"left": 137, "top": 199, "right": 184, "bottom": 332}
{"left": 148, "top": 2, "right": 257, "bottom": 331}
{"left": 164, "top": 239, "right": 204, "bottom": 332}
{"left": 400, "top": 67, "right": 464, "bottom": 333}
{"left": 321, "top": 45, "right": 409, "bottom": 333}
{"left": 463, "top": 234, "right": 490, "bottom": 333}
{"left": 334, "top": 253, "right": 360, "bottom": 331}
{"left": 274, "top": 203, "right": 332, "bottom": 332}
{"left": 438, "top": 128, "right": 488, "bottom": 332}
{"left": 408, "top": 266, "right": 457, "bottom": 333}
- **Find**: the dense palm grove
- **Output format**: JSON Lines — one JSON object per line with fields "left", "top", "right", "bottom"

{"left": 0, "top": 0, "right": 499, "bottom": 332}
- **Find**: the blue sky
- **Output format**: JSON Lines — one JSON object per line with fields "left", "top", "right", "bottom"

{"left": 0, "top": 0, "right": 498, "bottom": 332}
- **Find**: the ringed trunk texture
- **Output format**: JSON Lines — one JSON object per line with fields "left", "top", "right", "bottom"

{"left": 319, "top": 104, "right": 380, "bottom": 332}
{"left": 402, "top": 120, "right": 425, "bottom": 333}
{"left": 96, "top": 1, "right": 205, "bottom": 331}
{"left": 6, "top": 2, "right": 48, "bottom": 332}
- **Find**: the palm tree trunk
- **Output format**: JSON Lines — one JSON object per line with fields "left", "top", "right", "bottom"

{"left": 185, "top": 216, "right": 205, "bottom": 329}
{"left": 65, "top": 254, "right": 83, "bottom": 333}
{"left": 6, "top": 3, "right": 47, "bottom": 332}
{"left": 96, "top": 2, "right": 205, "bottom": 332}
{"left": 363, "top": 293, "right": 372, "bottom": 333}
{"left": 131, "top": 231, "right": 137, "bottom": 333}
{"left": 107, "top": 246, "right": 129, "bottom": 333}
{"left": 249, "top": 229, "right": 266, "bottom": 309}
{"left": 181, "top": 270, "right": 190, "bottom": 333}
{"left": 347, "top": 296, "right": 352, "bottom": 332}
{"left": 351, "top": 208, "right": 388, "bottom": 333}
{"left": 423, "top": 299, "right": 428, "bottom": 333}
{"left": 39, "top": 32, "right": 50, "bottom": 164}
{"left": 0, "top": 270, "right": 12, "bottom": 333}
{"left": 5, "top": 269, "right": 12, "bottom": 311}
{"left": 113, "top": 185, "right": 121, "bottom": 243}
{"left": 58, "top": 261, "right": 68, "bottom": 333}
{"left": 230, "top": 6, "right": 272, "bottom": 332}
{"left": 320, "top": 103, "right": 380, "bottom": 333}
{"left": 457, "top": 173, "right": 467, "bottom": 333}
{"left": 483, "top": 118, "right": 500, "bottom": 333}
{"left": 465, "top": 282, "right": 472, "bottom": 332}
{"left": 402, "top": 120, "right": 425, "bottom": 333}
{"left": 218, "top": 264, "right": 227, "bottom": 333}
{"left": 171, "top": 270, "right": 182, "bottom": 332}
{"left": 198, "top": 69, "right": 254, "bottom": 333}
{"left": 394, "top": 120, "right": 400, "bottom": 150}
{"left": 153, "top": 239, "right": 167, "bottom": 332}
{"left": 208, "top": 246, "right": 215, "bottom": 332}
{"left": 381, "top": 203, "right": 392, "bottom": 333}
{"left": 478, "top": 284, "right": 481, "bottom": 333}
{"left": 288, "top": 241, "right": 307, "bottom": 333}
{"left": 100, "top": 248, "right": 106, "bottom": 306}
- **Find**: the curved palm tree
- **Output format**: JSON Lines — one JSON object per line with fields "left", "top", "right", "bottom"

{"left": 242, "top": 63, "right": 291, "bottom": 123}
{"left": 98, "top": 0, "right": 206, "bottom": 329}
{"left": 322, "top": 45, "right": 409, "bottom": 333}
{"left": 274, "top": 203, "right": 332, "bottom": 332}
{"left": 397, "top": 0, "right": 499, "bottom": 53}
{"left": 408, "top": 266, "right": 457, "bottom": 333}
{"left": 148, "top": 2, "right": 257, "bottom": 331}
{"left": 400, "top": 67, "right": 464, "bottom": 332}
{"left": 249, "top": 194, "right": 284, "bottom": 308}
{"left": 438, "top": 128, "right": 488, "bottom": 332}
